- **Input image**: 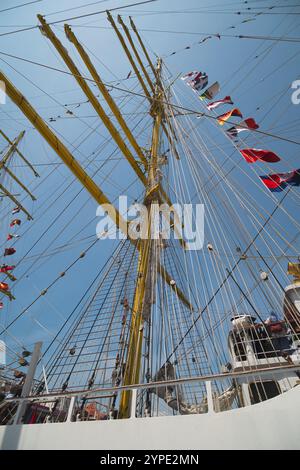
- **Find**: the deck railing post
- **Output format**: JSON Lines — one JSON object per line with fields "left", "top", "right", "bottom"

{"left": 66, "top": 396, "right": 75, "bottom": 422}
{"left": 130, "top": 389, "right": 137, "bottom": 419}
{"left": 205, "top": 381, "right": 215, "bottom": 414}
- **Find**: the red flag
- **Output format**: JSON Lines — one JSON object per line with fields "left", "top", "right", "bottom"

{"left": 0, "top": 265, "right": 15, "bottom": 273}
{"left": 240, "top": 149, "right": 281, "bottom": 164}
{"left": 217, "top": 108, "right": 243, "bottom": 125}
{"left": 4, "top": 248, "right": 16, "bottom": 256}
{"left": 10, "top": 219, "right": 21, "bottom": 227}
{"left": 260, "top": 169, "right": 300, "bottom": 192}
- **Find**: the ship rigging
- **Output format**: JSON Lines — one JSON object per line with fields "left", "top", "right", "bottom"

{"left": 0, "top": 0, "right": 299, "bottom": 449}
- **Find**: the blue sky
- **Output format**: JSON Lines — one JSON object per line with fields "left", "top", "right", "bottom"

{"left": 0, "top": 0, "right": 300, "bottom": 370}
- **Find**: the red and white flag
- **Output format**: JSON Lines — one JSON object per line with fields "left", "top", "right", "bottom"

{"left": 226, "top": 118, "right": 259, "bottom": 138}
{"left": 7, "top": 234, "right": 20, "bottom": 241}
{"left": 181, "top": 71, "right": 209, "bottom": 91}
{"left": 181, "top": 71, "right": 198, "bottom": 81}
{"left": 236, "top": 118, "right": 259, "bottom": 131}
{"left": 207, "top": 96, "right": 233, "bottom": 111}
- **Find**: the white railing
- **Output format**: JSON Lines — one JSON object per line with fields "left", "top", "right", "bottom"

{"left": 1, "top": 363, "right": 299, "bottom": 424}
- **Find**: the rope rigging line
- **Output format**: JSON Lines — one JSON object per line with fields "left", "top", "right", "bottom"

{"left": 0, "top": 58, "right": 148, "bottom": 241}
{"left": 178, "top": 228, "right": 300, "bottom": 365}
{"left": 69, "top": 25, "right": 300, "bottom": 42}
{"left": 169, "top": 79, "right": 300, "bottom": 234}
{"left": 159, "top": 69, "right": 298, "bottom": 364}
{"left": 165, "top": 187, "right": 292, "bottom": 363}
{"left": 11, "top": 111, "right": 147, "bottom": 278}
{"left": 1, "top": 50, "right": 299, "bottom": 146}
{"left": 0, "top": 0, "right": 160, "bottom": 38}
{"left": 0, "top": 7, "right": 299, "bottom": 412}
{"left": 0, "top": 1, "right": 42, "bottom": 15}
{"left": 39, "top": 240, "right": 130, "bottom": 367}
{"left": 0, "top": 103, "right": 150, "bottom": 336}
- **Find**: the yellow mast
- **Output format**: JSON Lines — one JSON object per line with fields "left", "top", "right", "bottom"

{"left": 0, "top": 130, "right": 34, "bottom": 219}
{"left": 0, "top": 134, "right": 36, "bottom": 201}
{"left": 1, "top": 165, "right": 36, "bottom": 201}
{"left": 64, "top": 24, "right": 147, "bottom": 169}
{"left": 0, "top": 129, "right": 39, "bottom": 177}
{"left": 39, "top": 16, "right": 183, "bottom": 240}
{"left": 117, "top": 15, "right": 155, "bottom": 95}
{"left": 38, "top": 15, "right": 184, "bottom": 247}
{"left": 107, "top": 11, "right": 180, "bottom": 161}
{"left": 0, "top": 131, "right": 25, "bottom": 167}
{"left": 0, "top": 69, "right": 128, "bottom": 234}
{"left": 0, "top": 23, "right": 195, "bottom": 411}
{"left": 129, "top": 16, "right": 157, "bottom": 77}
{"left": 107, "top": 13, "right": 184, "bottom": 245}
{"left": 37, "top": 15, "right": 147, "bottom": 187}
{"left": 0, "top": 69, "right": 192, "bottom": 310}
{"left": 0, "top": 182, "right": 32, "bottom": 220}
{"left": 125, "top": 15, "right": 180, "bottom": 156}
{"left": 118, "top": 58, "right": 163, "bottom": 418}
{"left": 107, "top": 11, "right": 151, "bottom": 101}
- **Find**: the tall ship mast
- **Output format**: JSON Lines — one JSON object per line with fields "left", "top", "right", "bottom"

{"left": 0, "top": 1, "right": 300, "bottom": 450}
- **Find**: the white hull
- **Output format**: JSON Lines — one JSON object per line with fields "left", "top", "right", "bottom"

{"left": 1, "top": 385, "right": 299, "bottom": 450}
